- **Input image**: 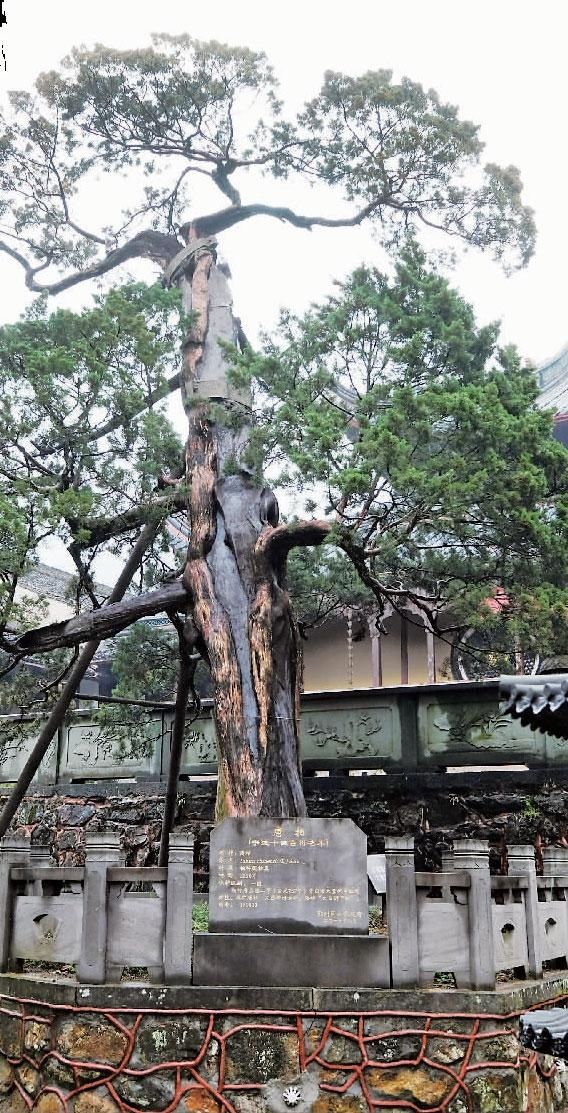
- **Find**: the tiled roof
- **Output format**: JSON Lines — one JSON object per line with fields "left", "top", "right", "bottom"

{"left": 19, "top": 563, "right": 111, "bottom": 604}
{"left": 499, "top": 674, "right": 568, "bottom": 739}
{"left": 537, "top": 345, "right": 568, "bottom": 414}
{"left": 520, "top": 1009, "right": 568, "bottom": 1056}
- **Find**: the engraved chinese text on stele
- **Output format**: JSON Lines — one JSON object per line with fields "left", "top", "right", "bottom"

{"left": 208, "top": 818, "right": 369, "bottom": 935}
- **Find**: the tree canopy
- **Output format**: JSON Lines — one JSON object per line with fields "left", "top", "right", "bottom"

{"left": 232, "top": 243, "right": 568, "bottom": 663}
{"left": 2, "top": 243, "right": 566, "bottom": 715}
{"left": 0, "top": 36, "right": 552, "bottom": 819}
{"left": 0, "top": 34, "right": 535, "bottom": 299}
{"left": 0, "top": 282, "right": 187, "bottom": 739}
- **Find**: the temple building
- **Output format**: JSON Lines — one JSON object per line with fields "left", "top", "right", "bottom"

{"left": 536, "top": 343, "right": 568, "bottom": 446}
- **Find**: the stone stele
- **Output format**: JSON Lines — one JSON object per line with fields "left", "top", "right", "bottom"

{"left": 208, "top": 818, "right": 369, "bottom": 935}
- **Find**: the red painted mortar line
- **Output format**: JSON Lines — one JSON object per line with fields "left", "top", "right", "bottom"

{"left": 188, "top": 1066, "right": 239, "bottom": 1113}
{"left": 192, "top": 1010, "right": 215, "bottom": 1068}
{"left": 2, "top": 991, "right": 563, "bottom": 1113}
{"left": 209, "top": 1020, "right": 297, "bottom": 1037}
{"left": 222, "top": 1083, "right": 265, "bottom": 1090}
{"left": 12, "top": 1077, "right": 33, "bottom": 1110}
{"left": 303, "top": 1013, "right": 333, "bottom": 1065}
{"left": 360, "top": 1026, "right": 515, "bottom": 1042}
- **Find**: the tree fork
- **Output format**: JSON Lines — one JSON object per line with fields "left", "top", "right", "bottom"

{"left": 0, "top": 521, "right": 159, "bottom": 839}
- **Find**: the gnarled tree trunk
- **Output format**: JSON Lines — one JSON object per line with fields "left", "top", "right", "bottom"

{"left": 168, "top": 232, "right": 325, "bottom": 818}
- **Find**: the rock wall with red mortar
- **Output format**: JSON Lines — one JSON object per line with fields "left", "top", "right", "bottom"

{"left": 1, "top": 979, "right": 567, "bottom": 1112}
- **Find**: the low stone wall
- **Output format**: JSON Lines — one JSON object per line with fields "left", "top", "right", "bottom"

{"left": 5, "top": 768, "right": 568, "bottom": 879}
{"left": 6, "top": 680, "right": 559, "bottom": 786}
{"left": 1, "top": 977, "right": 568, "bottom": 1112}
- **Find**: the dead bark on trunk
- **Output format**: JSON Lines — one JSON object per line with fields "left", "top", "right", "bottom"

{"left": 183, "top": 462, "right": 311, "bottom": 817}
{"left": 171, "top": 233, "right": 325, "bottom": 817}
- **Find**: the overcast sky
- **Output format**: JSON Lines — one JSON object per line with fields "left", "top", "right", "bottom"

{"left": 0, "top": 0, "right": 566, "bottom": 366}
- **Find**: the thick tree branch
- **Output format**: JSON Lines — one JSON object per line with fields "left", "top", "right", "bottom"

{"left": 0, "top": 197, "right": 386, "bottom": 296}
{"left": 211, "top": 163, "right": 242, "bottom": 207}
{"left": 256, "top": 518, "right": 332, "bottom": 563}
{"left": 191, "top": 198, "right": 383, "bottom": 238}
{"left": 73, "top": 487, "right": 188, "bottom": 549}
{"left": 257, "top": 516, "right": 446, "bottom": 641}
{"left": 0, "top": 520, "right": 161, "bottom": 839}
{"left": 13, "top": 580, "right": 189, "bottom": 654}
{"left": 0, "top": 229, "right": 181, "bottom": 295}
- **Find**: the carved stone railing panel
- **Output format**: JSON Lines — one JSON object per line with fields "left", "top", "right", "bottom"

{"left": 0, "top": 836, "right": 192, "bottom": 985}
{"left": 300, "top": 699, "right": 401, "bottom": 770}
{"left": 418, "top": 693, "right": 544, "bottom": 766}
{"left": 11, "top": 893, "right": 83, "bottom": 963}
{"left": 62, "top": 715, "right": 165, "bottom": 781}
{"left": 490, "top": 877, "right": 529, "bottom": 974}
{"left": 0, "top": 730, "right": 57, "bottom": 784}
{"left": 416, "top": 871, "right": 471, "bottom": 987}
{"left": 107, "top": 884, "right": 167, "bottom": 978}
{"left": 2, "top": 680, "right": 565, "bottom": 783}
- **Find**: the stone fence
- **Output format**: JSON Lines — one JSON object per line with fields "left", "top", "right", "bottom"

{"left": 387, "top": 839, "right": 568, "bottom": 991}
{"left": 2, "top": 832, "right": 568, "bottom": 992}
{"left": 0, "top": 830, "right": 195, "bottom": 986}
{"left": 2, "top": 679, "right": 564, "bottom": 786}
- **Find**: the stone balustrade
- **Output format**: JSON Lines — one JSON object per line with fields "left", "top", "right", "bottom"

{"left": 2, "top": 831, "right": 568, "bottom": 993}
{"left": 0, "top": 830, "right": 194, "bottom": 985}
{"left": 2, "top": 679, "right": 564, "bottom": 786}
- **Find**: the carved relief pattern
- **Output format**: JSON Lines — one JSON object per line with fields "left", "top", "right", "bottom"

{"left": 0, "top": 993, "right": 561, "bottom": 1112}
{"left": 183, "top": 727, "right": 217, "bottom": 764}
{"left": 428, "top": 704, "right": 536, "bottom": 754}
{"left": 303, "top": 712, "right": 387, "bottom": 759}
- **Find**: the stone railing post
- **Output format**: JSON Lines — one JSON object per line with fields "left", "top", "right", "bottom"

{"left": 78, "top": 831, "right": 122, "bottom": 984}
{"left": 453, "top": 839, "right": 494, "bottom": 990}
{"left": 29, "top": 840, "right": 52, "bottom": 895}
{"left": 0, "top": 835, "right": 30, "bottom": 972}
{"left": 542, "top": 846, "right": 568, "bottom": 877}
{"left": 385, "top": 836, "right": 419, "bottom": 988}
{"left": 508, "top": 844, "right": 542, "bottom": 978}
{"left": 164, "top": 831, "right": 194, "bottom": 984}
{"left": 541, "top": 846, "right": 568, "bottom": 967}
{"left": 441, "top": 847, "right": 454, "bottom": 872}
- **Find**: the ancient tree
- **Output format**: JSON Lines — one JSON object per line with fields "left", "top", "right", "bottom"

{"left": 0, "top": 37, "right": 541, "bottom": 823}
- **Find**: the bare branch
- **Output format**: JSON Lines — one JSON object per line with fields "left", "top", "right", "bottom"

{"left": 0, "top": 651, "right": 26, "bottom": 681}
{"left": 90, "top": 371, "right": 181, "bottom": 443}
{"left": 13, "top": 580, "right": 189, "bottom": 654}
{"left": 28, "top": 646, "right": 80, "bottom": 704}
{"left": 46, "top": 120, "right": 107, "bottom": 246}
